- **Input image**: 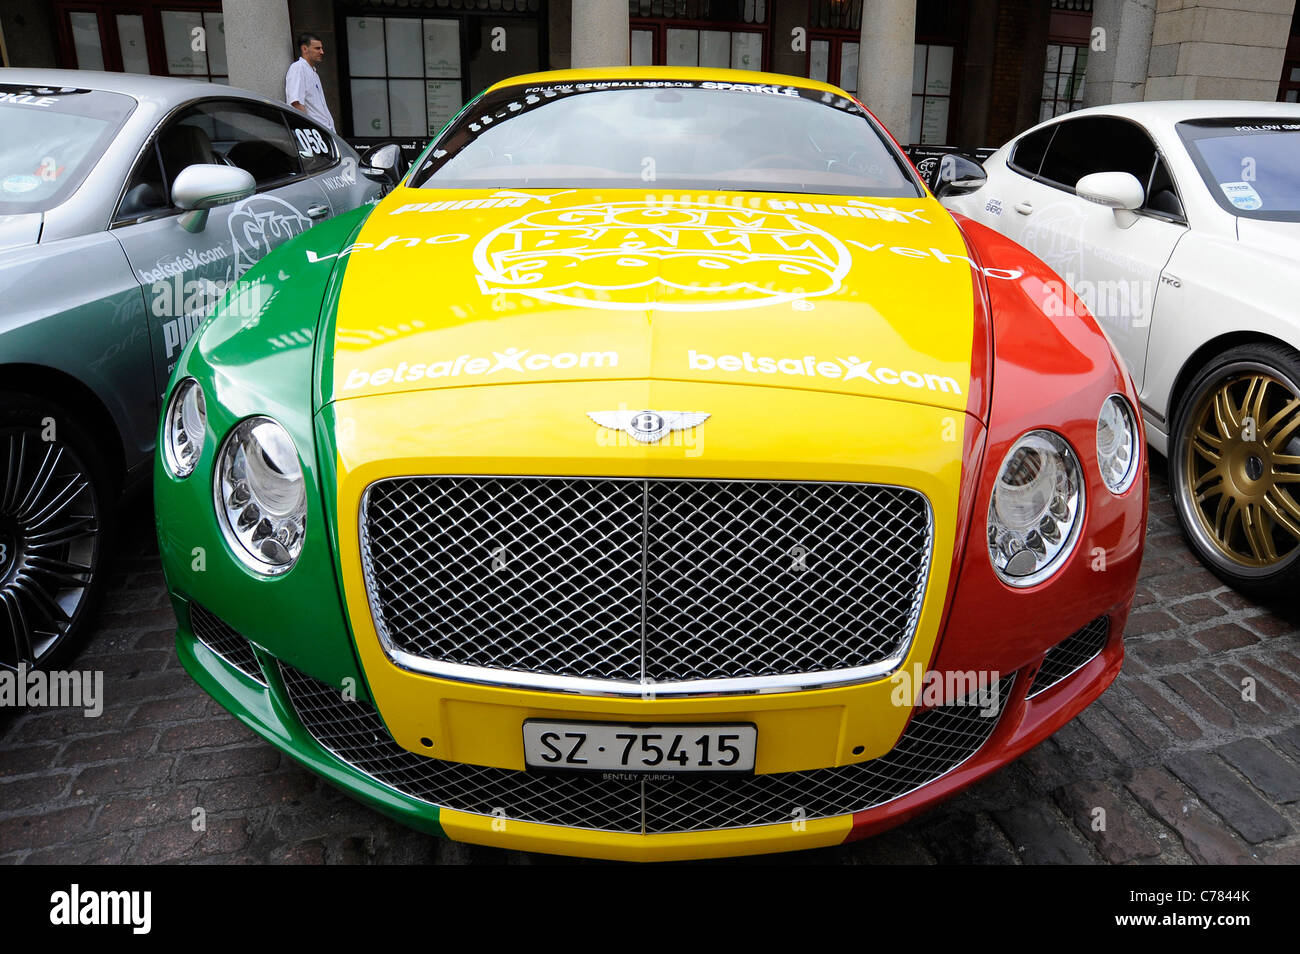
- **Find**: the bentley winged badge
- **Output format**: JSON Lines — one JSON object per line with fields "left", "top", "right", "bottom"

{"left": 587, "top": 410, "right": 711, "bottom": 444}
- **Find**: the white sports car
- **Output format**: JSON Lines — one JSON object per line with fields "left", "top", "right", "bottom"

{"left": 943, "top": 101, "right": 1300, "bottom": 597}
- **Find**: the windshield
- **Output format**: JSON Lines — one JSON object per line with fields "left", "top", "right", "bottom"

{"left": 0, "top": 85, "right": 137, "bottom": 214}
{"left": 411, "top": 79, "right": 921, "bottom": 198}
{"left": 1177, "top": 119, "right": 1300, "bottom": 222}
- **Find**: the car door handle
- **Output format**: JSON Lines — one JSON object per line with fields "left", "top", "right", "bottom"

{"left": 1014, "top": 201, "right": 1034, "bottom": 215}
{"left": 307, "top": 204, "right": 330, "bottom": 220}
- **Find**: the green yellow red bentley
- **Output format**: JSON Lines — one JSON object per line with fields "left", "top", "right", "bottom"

{"left": 155, "top": 68, "right": 1147, "bottom": 861}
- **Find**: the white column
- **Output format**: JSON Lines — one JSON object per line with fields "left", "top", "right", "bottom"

{"left": 1144, "top": 0, "right": 1295, "bottom": 101}
{"left": 570, "top": 0, "right": 629, "bottom": 68}
{"left": 222, "top": 0, "right": 293, "bottom": 102}
{"left": 1083, "top": 0, "right": 1156, "bottom": 107}
{"left": 857, "top": 0, "right": 916, "bottom": 141}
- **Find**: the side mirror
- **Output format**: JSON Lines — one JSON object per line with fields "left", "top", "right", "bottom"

{"left": 171, "top": 163, "right": 256, "bottom": 233}
{"left": 362, "top": 143, "right": 405, "bottom": 189}
{"left": 1075, "top": 172, "right": 1145, "bottom": 228}
{"left": 934, "top": 154, "right": 987, "bottom": 198}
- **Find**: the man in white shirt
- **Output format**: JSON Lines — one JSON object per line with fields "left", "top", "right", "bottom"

{"left": 285, "top": 32, "right": 335, "bottom": 132}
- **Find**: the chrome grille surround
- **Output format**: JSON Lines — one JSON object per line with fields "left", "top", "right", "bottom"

{"left": 359, "top": 476, "right": 934, "bottom": 696}
{"left": 1027, "top": 616, "right": 1110, "bottom": 698}
{"left": 190, "top": 603, "right": 266, "bottom": 686}
{"left": 280, "top": 661, "right": 1015, "bottom": 834}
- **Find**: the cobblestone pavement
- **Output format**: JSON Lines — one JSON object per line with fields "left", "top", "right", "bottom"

{"left": 2, "top": 456, "right": 1299, "bottom": 865}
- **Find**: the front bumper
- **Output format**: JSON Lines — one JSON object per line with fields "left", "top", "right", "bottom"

{"left": 177, "top": 598, "right": 1125, "bottom": 862}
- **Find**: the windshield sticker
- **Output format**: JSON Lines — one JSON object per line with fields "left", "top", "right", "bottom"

{"left": 0, "top": 92, "right": 59, "bottom": 108}
{"left": 472, "top": 200, "right": 851, "bottom": 312}
{"left": 1231, "top": 123, "right": 1300, "bottom": 132}
{"left": 1219, "top": 180, "right": 1263, "bottom": 211}
{"left": 419, "top": 81, "right": 874, "bottom": 183}
{"left": 389, "top": 190, "right": 575, "bottom": 215}
{"left": 387, "top": 192, "right": 927, "bottom": 224}
{"left": 766, "top": 198, "right": 929, "bottom": 224}
{"left": 2, "top": 175, "right": 40, "bottom": 194}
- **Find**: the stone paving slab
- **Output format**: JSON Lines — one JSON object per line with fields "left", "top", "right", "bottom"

{"left": 2, "top": 456, "right": 1298, "bottom": 864}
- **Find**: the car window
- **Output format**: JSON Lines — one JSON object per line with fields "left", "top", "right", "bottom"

{"left": 410, "top": 79, "right": 922, "bottom": 198}
{"left": 115, "top": 99, "right": 314, "bottom": 224}
{"left": 283, "top": 108, "right": 337, "bottom": 175}
{"left": 1037, "top": 116, "right": 1158, "bottom": 191}
{"left": 1178, "top": 119, "right": 1300, "bottom": 222}
{"left": 0, "top": 85, "right": 136, "bottom": 214}
{"left": 115, "top": 143, "right": 169, "bottom": 223}
{"left": 163, "top": 100, "right": 301, "bottom": 188}
{"left": 1008, "top": 124, "right": 1054, "bottom": 178}
{"left": 1143, "top": 155, "right": 1185, "bottom": 221}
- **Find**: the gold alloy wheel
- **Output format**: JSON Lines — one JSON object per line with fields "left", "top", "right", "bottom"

{"left": 1182, "top": 368, "right": 1300, "bottom": 570}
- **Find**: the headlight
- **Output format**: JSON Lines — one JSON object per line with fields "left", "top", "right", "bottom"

{"left": 987, "top": 430, "right": 1084, "bottom": 586}
{"left": 163, "top": 378, "right": 206, "bottom": 478}
{"left": 214, "top": 417, "right": 306, "bottom": 574}
{"left": 1097, "top": 394, "right": 1139, "bottom": 493}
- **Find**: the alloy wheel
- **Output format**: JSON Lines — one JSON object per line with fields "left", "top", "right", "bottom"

{"left": 1180, "top": 364, "right": 1300, "bottom": 573}
{"left": 0, "top": 426, "right": 101, "bottom": 670}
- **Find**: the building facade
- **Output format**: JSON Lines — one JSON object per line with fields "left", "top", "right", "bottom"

{"left": 2, "top": 0, "right": 1297, "bottom": 152}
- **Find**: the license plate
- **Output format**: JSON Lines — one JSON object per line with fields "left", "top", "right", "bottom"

{"left": 523, "top": 721, "right": 757, "bottom": 773}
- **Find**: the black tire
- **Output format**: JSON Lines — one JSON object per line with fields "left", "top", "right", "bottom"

{"left": 1168, "top": 342, "right": 1300, "bottom": 597}
{"left": 0, "top": 392, "right": 114, "bottom": 673}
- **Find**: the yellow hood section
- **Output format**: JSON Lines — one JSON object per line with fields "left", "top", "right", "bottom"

{"left": 329, "top": 187, "right": 976, "bottom": 412}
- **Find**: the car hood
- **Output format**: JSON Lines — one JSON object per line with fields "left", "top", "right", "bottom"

{"left": 1237, "top": 217, "right": 1300, "bottom": 261}
{"left": 0, "top": 213, "right": 41, "bottom": 252}
{"left": 323, "top": 187, "right": 982, "bottom": 415}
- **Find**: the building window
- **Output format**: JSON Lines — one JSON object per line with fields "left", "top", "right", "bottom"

{"left": 808, "top": 38, "right": 859, "bottom": 93}
{"left": 629, "top": 0, "right": 768, "bottom": 71}
{"left": 1041, "top": 42, "right": 1087, "bottom": 121}
{"left": 68, "top": 11, "right": 106, "bottom": 70}
{"left": 1281, "top": 5, "right": 1300, "bottom": 102}
{"left": 629, "top": 1, "right": 766, "bottom": 23}
{"left": 631, "top": 29, "right": 654, "bottom": 65}
{"left": 341, "top": 8, "right": 542, "bottom": 141}
{"left": 54, "top": 3, "right": 227, "bottom": 82}
{"left": 662, "top": 27, "right": 763, "bottom": 68}
{"left": 808, "top": 0, "right": 861, "bottom": 31}
{"left": 1282, "top": 64, "right": 1300, "bottom": 102}
{"left": 911, "top": 44, "right": 954, "bottom": 145}
{"left": 345, "top": 16, "right": 464, "bottom": 138}
{"left": 158, "top": 9, "right": 227, "bottom": 83}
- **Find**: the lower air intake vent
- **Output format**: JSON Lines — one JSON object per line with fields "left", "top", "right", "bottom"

{"left": 281, "top": 662, "right": 1014, "bottom": 834}
{"left": 1027, "top": 617, "right": 1109, "bottom": 698}
{"left": 190, "top": 603, "right": 266, "bottom": 686}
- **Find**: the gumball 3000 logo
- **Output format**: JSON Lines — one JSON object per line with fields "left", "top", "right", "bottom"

{"left": 473, "top": 201, "right": 851, "bottom": 311}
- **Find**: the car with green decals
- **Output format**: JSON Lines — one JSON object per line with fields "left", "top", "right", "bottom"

{"left": 0, "top": 68, "right": 384, "bottom": 672}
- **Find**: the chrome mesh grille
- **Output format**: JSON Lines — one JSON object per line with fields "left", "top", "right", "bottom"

{"left": 281, "top": 662, "right": 1013, "bottom": 834}
{"left": 360, "top": 477, "right": 932, "bottom": 690}
{"left": 190, "top": 604, "right": 266, "bottom": 686}
{"left": 1027, "top": 616, "right": 1110, "bottom": 698}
